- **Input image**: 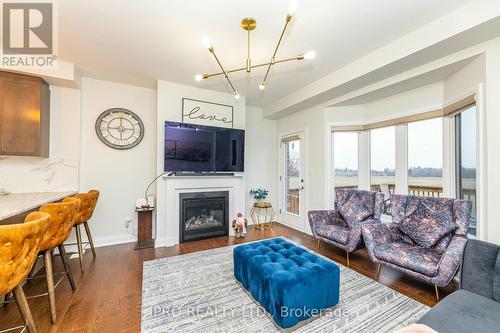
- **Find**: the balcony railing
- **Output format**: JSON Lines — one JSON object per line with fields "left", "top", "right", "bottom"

{"left": 286, "top": 190, "right": 300, "bottom": 215}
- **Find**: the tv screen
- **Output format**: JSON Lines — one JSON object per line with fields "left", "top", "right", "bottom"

{"left": 164, "top": 121, "right": 245, "bottom": 173}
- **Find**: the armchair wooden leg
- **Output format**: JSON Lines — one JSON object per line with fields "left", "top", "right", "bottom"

{"left": 346, "top": 251, "right": 350, "bottom": 267}
{"left": 316, "top": 239, "right": 321, "bottom": 251}
{"left": 75, "top": 225, "right": 85, "bottom": 273}
{"left": 83, "top": 221, "right": 96, "bottom": 258}
{"left": 434, "top": 284, "right": 440, "bottom": 302}
{"left": 58, "top": 244, "right": 76, "bottom": 291}
{"left": 12, "top": 285, "right": 38, "bottom": 333}
{"left": 376, "top": 264, "right": 382, "bottom": 278}
{"left": 44, "top": 251, "right": 57, "bottom": 324}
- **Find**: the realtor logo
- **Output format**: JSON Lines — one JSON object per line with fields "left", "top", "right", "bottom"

{"left": 1, "top": 1, "right": 57, "bottom": 67}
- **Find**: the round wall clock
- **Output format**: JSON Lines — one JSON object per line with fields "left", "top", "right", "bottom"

{"left": 95, "top": 108, "right": 145, "bottom": 150}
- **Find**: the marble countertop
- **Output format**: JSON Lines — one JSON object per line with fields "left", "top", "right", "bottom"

{"left": 0, "top": 191, "right": 77, "bottom": 221}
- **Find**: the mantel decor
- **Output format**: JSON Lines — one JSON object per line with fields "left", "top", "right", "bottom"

{"left": 194, "top": 0, "right": 315, "bottom": 98}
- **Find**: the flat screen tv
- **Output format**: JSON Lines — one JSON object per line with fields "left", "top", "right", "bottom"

{"left": 164, "top": 121, "right": 245, "bottom": 173}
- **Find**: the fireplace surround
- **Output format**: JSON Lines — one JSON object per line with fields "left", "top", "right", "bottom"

{"left": 179, "top": 191, "right": 229, "bottom": 242}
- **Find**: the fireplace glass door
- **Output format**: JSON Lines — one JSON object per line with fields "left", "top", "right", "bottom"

{"left": 179, "top": 191, "right": 229, "bottom": 242}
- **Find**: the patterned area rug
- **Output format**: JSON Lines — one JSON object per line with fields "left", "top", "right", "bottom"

{"left": 141, "top": 238, "right": 428, "bottom": 332}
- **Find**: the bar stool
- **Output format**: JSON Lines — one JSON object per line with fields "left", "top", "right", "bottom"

{"left": 0, "top": 212, "right": 50, "bottom": 333}
{"left": 36, "top": 197, "right": 80, "bottom": 323}
{"left": 64, "top": 190, "right": 99, "bottom": 273}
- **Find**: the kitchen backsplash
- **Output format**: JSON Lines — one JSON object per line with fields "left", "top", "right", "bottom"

{"left": 0, "top": 156, "right": 79, "bottom": 193}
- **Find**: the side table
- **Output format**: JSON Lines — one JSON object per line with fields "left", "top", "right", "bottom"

{"left": 250, "top": 202, "right": 275, "bottom": 230}
{"left": 135, "top": 207, "right": 155, "bottom": 250}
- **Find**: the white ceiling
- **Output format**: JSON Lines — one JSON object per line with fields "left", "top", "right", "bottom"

{"left": 59, "top": 0, "right": 472, "bottom": 107}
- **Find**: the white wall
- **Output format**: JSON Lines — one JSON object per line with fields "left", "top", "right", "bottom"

{"left": 79, "top": 78, "right": 157, "bottom": 245}
{"left": 444, "top": 55, "right": 486, "bottom": 105}
{"left": 484, "top": 41, "right": 500, "bottom": 244}
{"left": 362, "top": 82, "right": 444, "bottom": 121}
{"left": 245, "top": 106, "right": 278, "bottom": 214}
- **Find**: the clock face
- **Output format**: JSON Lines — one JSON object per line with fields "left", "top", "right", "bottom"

{"left": 95, "top": 108, "right": 144, "bottom": 150}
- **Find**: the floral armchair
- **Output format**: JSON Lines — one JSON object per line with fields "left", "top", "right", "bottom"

{"left": 362, "top": 194, "right": 472, "bottom": 301}
{"left": 308, "top": 189, "right": 384, "bottom": 266}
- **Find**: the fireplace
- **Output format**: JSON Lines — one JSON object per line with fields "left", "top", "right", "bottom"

{"left": 179, "top": 191, "right": 229, "bottom": 243}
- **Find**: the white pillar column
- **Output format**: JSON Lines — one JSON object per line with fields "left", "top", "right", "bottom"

{"left": 395, "top": 125, "right": 408, "bottom": 194}
{"left": 358, "top": 131, "right": 371, "bottom": 191}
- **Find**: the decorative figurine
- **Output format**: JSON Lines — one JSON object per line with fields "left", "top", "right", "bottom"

{"left": 232, "top": 212, "right": 248, "bottom": 238}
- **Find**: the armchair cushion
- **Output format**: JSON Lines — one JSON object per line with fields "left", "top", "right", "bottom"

{"left": 315, "top": 224, "right": 349, "bottom": 244}
{"left": 397, "top": 199, "right": 456, "bottom": 248}
{"left": 338, "top": 191, "right": 373, "bottom": 228}
{"left": 374, "top": 242, "right": 441, "bottom": 277}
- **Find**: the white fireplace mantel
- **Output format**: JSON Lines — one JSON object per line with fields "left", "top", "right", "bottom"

{"left": 155, "top": 174, "right": 245, "bottom": 247}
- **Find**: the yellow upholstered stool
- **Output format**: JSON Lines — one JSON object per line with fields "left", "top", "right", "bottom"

{"left": 64, "top": 190, "right": 99, "bottom": 273}
{"left": 0, "top": 212, "right": 50, "bottom": 333}
{"left": 37, "top": 197, "right": 80, "bottom": 323}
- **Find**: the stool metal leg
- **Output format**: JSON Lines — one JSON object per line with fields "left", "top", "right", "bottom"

{"left": 75, "top": 225, "right": 85, "bottom": 273}
{"left": 12, "top": 285, "right": 38, "bottom": 333}
{"left": 346, "top": 251, "right": 350, "bottom": 267}
{"left": 83, "top": 221, "right": 96, "bottom": 258}
{"left": 316, "top": 239, "right": 321, "bottom": 251}
{"left": 44, "top": 251, "right": 57, "bottom": 323}
{"left": 58, "top": 244, "right": 76, "bottom": 291}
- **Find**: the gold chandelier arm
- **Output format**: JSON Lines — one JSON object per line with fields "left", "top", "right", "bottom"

{"left": 202, "top": 54, "right": 304, "bottom": 79}
{"left": 247, "top": 29, "right": 251, "bottom": 72}
{"left": 208, "top": 48, "right": 238, "bottom": 95}
{"left": 261, "top": 15, "right": 293, "bottom": 85}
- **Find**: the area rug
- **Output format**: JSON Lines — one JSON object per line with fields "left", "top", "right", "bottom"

{"left": 141, "top": 238, "right": 429, "bottom": 332}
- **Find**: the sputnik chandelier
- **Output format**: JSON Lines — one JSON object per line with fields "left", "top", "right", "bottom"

{"left": 194, "top": 0, "right": 315, "bottom": 99}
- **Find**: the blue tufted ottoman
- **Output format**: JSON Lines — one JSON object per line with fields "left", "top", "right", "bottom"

{"left": 233, "top": 238, "right": 340, "bottom": 329}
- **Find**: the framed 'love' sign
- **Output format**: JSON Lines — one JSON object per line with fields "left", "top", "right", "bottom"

{"left": 181, "top": 98, "right": 234, "bottom": 128}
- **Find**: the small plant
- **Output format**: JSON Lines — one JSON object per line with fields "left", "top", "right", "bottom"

{"left": 250, "top": 188, "right": 269, "bottom": 202}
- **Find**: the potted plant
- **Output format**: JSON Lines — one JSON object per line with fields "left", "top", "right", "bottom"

{"left": 249, "top": 188, "right": 270, "bottom": 208}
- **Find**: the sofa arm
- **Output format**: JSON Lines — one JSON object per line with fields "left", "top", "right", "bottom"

{"left": 362, "top": 223, "right": 403, "bottom": 263}
{"left": 460, "top": 238, "right": 499, "bottom": 298}
{"left": 434, "top": 235, "right": 468, "bottom": 287}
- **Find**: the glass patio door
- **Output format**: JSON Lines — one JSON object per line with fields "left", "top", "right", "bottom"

{"left": 281, "top": 134, "right": 305, "bottom": 230}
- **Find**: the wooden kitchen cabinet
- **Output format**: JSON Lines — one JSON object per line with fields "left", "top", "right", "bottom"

{"left": 0, "top": 71, "right": 50, "bottom": 157}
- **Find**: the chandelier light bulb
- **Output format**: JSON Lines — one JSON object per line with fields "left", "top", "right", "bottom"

{"left": 194, "top": 74, "right": 203, "bottom": 81}
{"left": 304, "top": 50, "right": 316, "bottom": 59}
{"left": 234, "top": 93, "right": 240, "bottom": 99}
{"left": 259, "top": 83, "right": 266, "bottom": 90}
{"left": 201, "top": 36, "right": 212, "bottom": 49}
{"left": 288, "top": 0, "right": 299, "bottom": 16}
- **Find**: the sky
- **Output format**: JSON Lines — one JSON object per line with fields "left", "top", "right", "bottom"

{"left": 333, "top": 107, "right": 476, "bottom": 171}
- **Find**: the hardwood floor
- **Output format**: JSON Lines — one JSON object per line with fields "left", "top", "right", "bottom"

{"left": 0, "top": 223, "right": 454, "bottom": 333}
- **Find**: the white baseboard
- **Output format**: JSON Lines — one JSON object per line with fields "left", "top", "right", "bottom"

{"left": 155, "top": 236, "right": 175, "bottom": 248}
{"left": 93, "top": 233, "right": 136, "bottom": 247}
